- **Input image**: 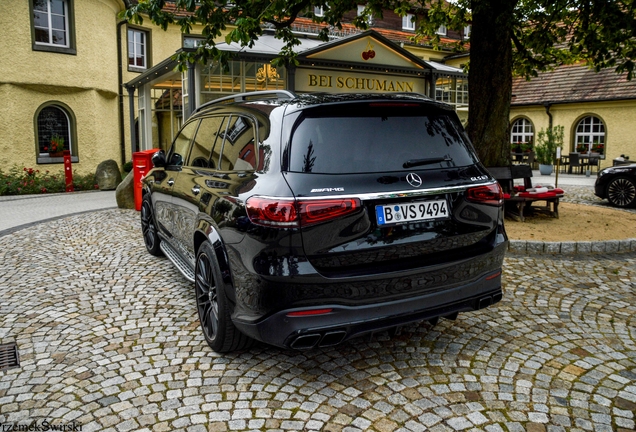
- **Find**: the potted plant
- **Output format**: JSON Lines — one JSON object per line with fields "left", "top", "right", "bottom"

{"left": 46, "top": 134, "right": 65, "bottom": 157}
{"left": 592, "top": 143, "right": 604, "bottom": 155}
{"left": 534, "top": 125, "right": 564, "bottom": 175}
{"left": 576, "top": 143, "right": 587, "bottom": 153}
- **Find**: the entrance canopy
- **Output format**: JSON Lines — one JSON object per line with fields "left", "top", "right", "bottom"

{"left": 126, "top": 30, "right": 465, "bottom": 150}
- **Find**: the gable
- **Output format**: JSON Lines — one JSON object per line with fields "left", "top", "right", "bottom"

{"left": 301, "top": 33, "right": 426, "bottom": 70}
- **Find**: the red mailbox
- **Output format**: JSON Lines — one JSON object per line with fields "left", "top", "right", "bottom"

{"left": 132, "top": 149, "right": 159, "bottom": 211}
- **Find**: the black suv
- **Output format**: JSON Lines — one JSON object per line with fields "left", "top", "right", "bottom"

{"left": 140, "top": 91, "right": 507, "bottom": 352}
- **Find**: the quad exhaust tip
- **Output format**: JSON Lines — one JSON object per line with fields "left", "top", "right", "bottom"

{"left": 290, "top": 330, "right": 347, "bottom": 350}
{"left": 477, "top": 292, "right": 502, "bottom": 310}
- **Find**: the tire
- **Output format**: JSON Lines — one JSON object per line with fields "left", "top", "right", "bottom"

{"left": 606, "top": 176, "right": 636, "bottom": 208}
{"left": 140, "top": 194, "right": 163, "bottom": 256}
{"left": 195, "top": 242, "right": 253, "bottom": 352}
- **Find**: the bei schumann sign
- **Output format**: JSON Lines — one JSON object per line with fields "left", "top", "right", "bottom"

{"left": 295, "top": 68, "right": 426, "bottom": 94}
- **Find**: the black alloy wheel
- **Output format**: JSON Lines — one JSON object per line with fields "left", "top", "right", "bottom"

{"left": 195, "top": 246, "right": 220, "bottom": 344}
{"left": 195, "top": 242, "right": 253, "bottom": 352}
{"left": 140, "top": 195, "right": 163, "bottom": 256}
{"left": 607, "top": 177, "right": 636, "bottom": 208}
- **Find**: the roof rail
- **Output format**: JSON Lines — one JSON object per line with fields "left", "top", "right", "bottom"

{"left": 195, "top": 90, "right": 297, "bottom": 113}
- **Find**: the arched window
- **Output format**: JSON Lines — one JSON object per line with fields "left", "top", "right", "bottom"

{"left": 36, "top": 104, "right": 72, "bottom": 157}
{"left": 510, "top": 118, "right": 534, "bottom": 146}
{"left": 575, "top": 116, "right": 605, "bottom": 155}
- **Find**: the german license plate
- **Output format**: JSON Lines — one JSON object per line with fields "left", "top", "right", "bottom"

{"left": 375, "top": 200, "right": 449, "bottom": 225}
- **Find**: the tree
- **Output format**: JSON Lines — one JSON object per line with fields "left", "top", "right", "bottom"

{"left": 121, "top": 0, "right": 636, "bottom": 166}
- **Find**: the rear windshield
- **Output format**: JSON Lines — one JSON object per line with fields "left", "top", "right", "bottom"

{"left": 288, "top": 104, "right": 476, "bottom": 174}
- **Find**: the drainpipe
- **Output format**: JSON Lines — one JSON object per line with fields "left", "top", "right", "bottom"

{"left": 117, "top": 19, "right": 128, "bottom": 166}
{"left": 126, "top": 85, "right": 137, "bottom": 154}
{"left": 543, "top": 102, "right": 553, "bottom": 129}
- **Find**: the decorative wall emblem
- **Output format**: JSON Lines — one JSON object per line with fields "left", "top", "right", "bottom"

{"left": 362, "top": 41, "right": 376, "bottom": 61}
{"left": 257, "top": 64, "right": 280, "bottom": 84}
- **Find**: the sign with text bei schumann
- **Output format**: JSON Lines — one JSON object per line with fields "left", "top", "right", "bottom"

{"left": 295, "top": 68, "right": 426, "bottom": 94}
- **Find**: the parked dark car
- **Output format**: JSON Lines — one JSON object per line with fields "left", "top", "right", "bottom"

{"left": 594, "top": 163, "right": 636, "bottom": 208}
{"left": 140, "top": 91, "right": 507, "bottom": 352}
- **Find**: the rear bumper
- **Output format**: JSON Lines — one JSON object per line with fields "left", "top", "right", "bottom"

{"left": 233, "top": 269, "right": 503, "bottom": 349}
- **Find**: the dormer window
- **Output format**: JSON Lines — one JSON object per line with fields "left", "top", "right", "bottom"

{"left": 464, "top": 25, "right": 471, "bottom": 39}
{"left": 402, "top": 13, "right": 415, "bottom": 31}
{"left": 357, "top": 5, "right": 374, "bottom": 25}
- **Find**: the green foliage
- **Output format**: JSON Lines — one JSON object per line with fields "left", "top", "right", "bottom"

{"left": 119, "top": 0, "right": 636, "bottom": 166}
{"left": 0, "top": 166, "right": 98, "bottom": 196}
{"left": 48, "top": 134, "right": 65, "bottom": 153}
{"left": 119, "top": 0, "right": 636, "bottom": 80}
{"left": 122, "top": 161, "right": 133, "bottom": 174}
{"left": 534, "top": 126, "right": 564, "bottom": 165}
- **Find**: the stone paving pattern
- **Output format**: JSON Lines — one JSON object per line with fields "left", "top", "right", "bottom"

{"left": 1, "top": 189, "right": 636, "bottom": 431}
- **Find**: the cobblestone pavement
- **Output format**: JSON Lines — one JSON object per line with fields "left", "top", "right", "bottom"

{"left": 1, "top": 209, "right": 635, "bottom": 432}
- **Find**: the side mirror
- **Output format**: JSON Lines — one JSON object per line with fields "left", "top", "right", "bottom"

{"left": 151, "top": 150, "right": 166, "bottom": 168}
{"left": 169, "top": 153, "right": 184, "bottom": 166}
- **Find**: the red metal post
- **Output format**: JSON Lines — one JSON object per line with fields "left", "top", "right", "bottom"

{"left": 63, "top": 150, "right": 74, "bottom": 192}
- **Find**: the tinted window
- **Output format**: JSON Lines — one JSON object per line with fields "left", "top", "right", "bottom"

{"left": 187, "top": 116, "right": 225, "bottom": 168}
{"left": 169, "top": 120, "right": 200, "bottom": 166}
{"left": 289, "top": 105, "right": 476, "bottom": 174}
{"left": 218, "top": 116, "right": 256, "bottom": 171}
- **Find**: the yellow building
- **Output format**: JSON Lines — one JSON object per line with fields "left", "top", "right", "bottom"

{"left": 510, "top": 64, "right": 636, "bottom": 170}
{"left": 8, "top": 2, "right": 634, "bottom": 176}
{"left": 0, "top": 0, "right": 205, "bottom": 174}
{"left": 1, "top": 1, "right": 469, "bottom": 174}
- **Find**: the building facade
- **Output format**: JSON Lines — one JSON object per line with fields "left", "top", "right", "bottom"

{"left": 8, "top": 2, "right": 632, "bottom": 176}
{"left": 510, "top": 64, "right": 636, "bottom": 169}
{"left": 0, "top": 0, "right": 206, "bottom": 174}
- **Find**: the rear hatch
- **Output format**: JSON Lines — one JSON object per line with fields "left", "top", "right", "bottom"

{"left": 282, "top": 100, "right": 502, "bottom": 277}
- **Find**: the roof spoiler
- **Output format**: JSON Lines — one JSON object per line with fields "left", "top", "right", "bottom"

{"left": 195, "top": 90, "right": 297, "bottom": 113}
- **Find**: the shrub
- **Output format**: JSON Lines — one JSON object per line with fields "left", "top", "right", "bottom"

{"left": 0, "top": 166, "right": 98, "bottom": 196}
{"left": 122, "top": 160, "right": 133, "bottom": 174}
{"left": 535, "top": 126, "right": 564, "bottom": 165}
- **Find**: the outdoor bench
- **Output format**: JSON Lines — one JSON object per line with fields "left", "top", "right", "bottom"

{"left": 487, "top": 164, "right": 564, "bottom": 222}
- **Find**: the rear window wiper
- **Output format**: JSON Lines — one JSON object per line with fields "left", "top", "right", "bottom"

{"left": 403, "top": 156, "right": 452, "bottom": 168}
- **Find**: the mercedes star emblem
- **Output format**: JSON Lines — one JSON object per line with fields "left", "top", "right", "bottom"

{"left": 406, "top": 173, "right": 423, "bottom": 188}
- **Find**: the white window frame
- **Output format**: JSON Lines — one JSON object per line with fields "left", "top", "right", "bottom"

{"left": 510, "top": 118, "right": 534, "bottom": 145}
{"left": 436, "top": 25, "right": 447, "bottom": 36}
{"left": 463, "top": 25, "right": 471, "bottom": 39}
{"left": 314, "top": 6, "right": 324, "bottom": 17}
{"left": 402, "top": 13, "right": 415, "bottom": 31}
{"left": 357, "top": 5, "right": 373, "bottom": 24}
{"left": 33, "top": 0, "right": 70, "bottom": 48}
{"left": 575, "top": 116, "right": 606, "bottom": 154}
{"left": 128, "top": 28, "right": 148, "bottom": 70}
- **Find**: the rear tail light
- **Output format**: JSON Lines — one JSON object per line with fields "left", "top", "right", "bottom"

{"left": 298, "top": 199, "right": 360, "bottom": 225}
{"left": 246, "top": 197, "right": 361, "bottom": 227}
{"left": 466, "top": 183, "right": 504, "bottom": 206}
{"left": 245, "top": 197, "right": 298, "bottom": 227}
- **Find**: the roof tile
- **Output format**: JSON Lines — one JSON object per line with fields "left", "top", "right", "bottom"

{"left": 511, "top": 63, "right": 636, "bottom": 105}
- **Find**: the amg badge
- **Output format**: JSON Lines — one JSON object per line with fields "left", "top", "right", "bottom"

{"left": 310, "top": 187, "right": 345, "bottom": 193}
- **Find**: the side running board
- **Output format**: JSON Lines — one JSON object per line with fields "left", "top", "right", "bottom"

{"left": 160, "top": 241, "right": 195, "bottom": 282}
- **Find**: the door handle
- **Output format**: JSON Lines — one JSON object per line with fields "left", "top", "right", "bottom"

{"left": 167, "top": 179, "right": 174, "bottom": 186}
{"left": 191, "top": 185, "right": 200, "bottom": 196}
